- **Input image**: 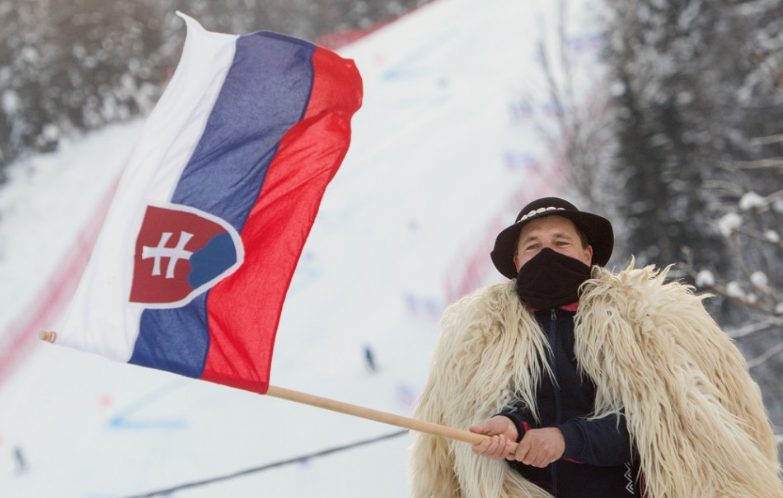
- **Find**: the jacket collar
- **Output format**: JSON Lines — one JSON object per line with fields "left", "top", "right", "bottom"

{"left": 527, "top": 301, "right": 579, "bottom": 313}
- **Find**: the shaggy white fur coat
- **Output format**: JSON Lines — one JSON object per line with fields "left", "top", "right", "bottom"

{"left": 410, "top": 264, "right": 782, "bottom": 498}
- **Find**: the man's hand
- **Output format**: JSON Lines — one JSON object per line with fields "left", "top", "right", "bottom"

{"left": 469, "top": 416, "right": 518, "bottom": 460}
{"left": 513, "top": 427, "right": 565, "bottom": 468}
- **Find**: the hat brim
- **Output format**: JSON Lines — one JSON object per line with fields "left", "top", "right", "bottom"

{"left": 491, "top": 211, "right": 614, "bottom": 279}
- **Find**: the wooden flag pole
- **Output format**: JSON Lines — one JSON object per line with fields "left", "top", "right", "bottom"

{"left": 265, "top": 384, "right": 519, "bottom": 453}
{"left": 38, "top": 330, "right": 516, "bottom": 452}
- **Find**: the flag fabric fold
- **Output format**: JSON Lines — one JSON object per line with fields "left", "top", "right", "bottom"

{"left": 54, "top": 13, "right": 363, "bottom": 394}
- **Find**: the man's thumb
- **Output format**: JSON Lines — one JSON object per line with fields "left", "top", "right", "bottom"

{"left": 469, "top": 423, "right": 489, "bottom": 434}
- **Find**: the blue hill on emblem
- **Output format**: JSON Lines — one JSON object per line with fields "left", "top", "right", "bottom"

{"left": 187, "top": 232, "right": 238, "bottom": 289}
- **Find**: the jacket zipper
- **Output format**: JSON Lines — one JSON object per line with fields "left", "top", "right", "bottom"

{"left": 551, "top": 308, "right": 560, "bottom": 496}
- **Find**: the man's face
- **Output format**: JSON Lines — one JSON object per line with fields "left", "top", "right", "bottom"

{"left": 514, "top": 215, "right": 593, "bottom": 271}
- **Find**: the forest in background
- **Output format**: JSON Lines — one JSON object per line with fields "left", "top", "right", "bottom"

{"left": 554, "top": 0, "right": 783, "bottom": 426}
{"left": 0, "top": 0, "right": 427, "bottom": 179}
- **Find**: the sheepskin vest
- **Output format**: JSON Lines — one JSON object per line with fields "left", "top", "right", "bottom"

{"left": 409, "top": 263, "right": 782, "bottom": 498}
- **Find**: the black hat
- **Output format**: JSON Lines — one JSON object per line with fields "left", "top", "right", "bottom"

{"left": 491, "top": 197, "right": 614, "bottom": 279}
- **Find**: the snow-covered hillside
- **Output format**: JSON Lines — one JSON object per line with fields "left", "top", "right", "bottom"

{"left": 0, "top": 0, "right": 607, "bottom": 496}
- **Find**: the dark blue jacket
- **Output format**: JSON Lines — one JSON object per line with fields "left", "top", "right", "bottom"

{"left": 498, "top": 307, "right": 642, "bottom": 498}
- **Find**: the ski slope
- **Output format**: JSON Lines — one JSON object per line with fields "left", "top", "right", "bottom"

{"left": 0, "top": 0, "right": 607, "bottom": 496}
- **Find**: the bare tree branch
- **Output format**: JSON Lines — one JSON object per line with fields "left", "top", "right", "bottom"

{"left": 748, "top": 342, "right": 783, "bottom": 369}
{"left": 733, "top": 157, "right": 783, "bottom": 170}
{"left": 751, "top": 133, "right": 783, "bottom": 145}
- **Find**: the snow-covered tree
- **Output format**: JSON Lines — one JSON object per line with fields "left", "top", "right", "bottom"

{"left": 597, "top": 0, "right": 783, "bottom": 428}
{"left": 685, "top": 159, "right": 783, "bottom": 425}
{"left": 0, "top": 0, "right": 165, "bottom": 175}
{"left": 0, "top": 0, "right": 429, "bottom": 181}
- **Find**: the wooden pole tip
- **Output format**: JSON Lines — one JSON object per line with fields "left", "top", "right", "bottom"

{"left": 38, "top": 330, "right": 57, "bottom": 343}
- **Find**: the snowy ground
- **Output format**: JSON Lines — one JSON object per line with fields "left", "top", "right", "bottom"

{"left": 0, "top": 0, "right": 607, "bottom": 496}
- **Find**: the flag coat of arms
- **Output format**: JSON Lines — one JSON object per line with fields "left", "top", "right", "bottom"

{"left": 53, "top": 13, "right": 363, "bottom": 394}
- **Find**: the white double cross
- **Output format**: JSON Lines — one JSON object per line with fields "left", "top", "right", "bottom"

{"left": 142, "top": 231, "right": 194, "bottom": 279}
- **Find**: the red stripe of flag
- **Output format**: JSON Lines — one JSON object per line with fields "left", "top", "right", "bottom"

{"left": 202, "top": 47, "right": 363, "bottom": 393}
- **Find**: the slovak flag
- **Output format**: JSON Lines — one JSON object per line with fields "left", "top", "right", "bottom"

{"left": 51, "top": 13, "right": 363, "bottom": 394}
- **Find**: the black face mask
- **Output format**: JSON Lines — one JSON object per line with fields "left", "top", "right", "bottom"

{"left": 515, "top": 247, "right": 592, "bottom": 310}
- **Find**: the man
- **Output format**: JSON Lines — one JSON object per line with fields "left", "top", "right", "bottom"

{"left": 410, "top": 197, "right": 782, "bottom": 498}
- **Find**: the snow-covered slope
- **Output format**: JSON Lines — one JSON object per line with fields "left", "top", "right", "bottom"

{"left": 0, "top": 0, "right": 607, "bottom": 496}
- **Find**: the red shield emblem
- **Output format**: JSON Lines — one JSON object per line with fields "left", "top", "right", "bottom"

{"left": 130, "top": 204, "right": 243, "bottom": 307}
